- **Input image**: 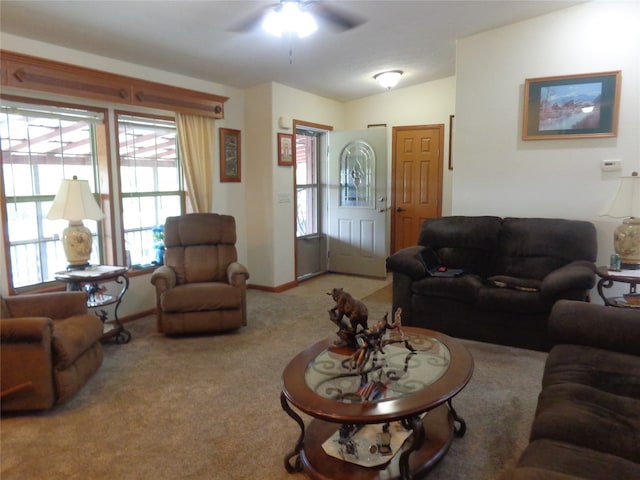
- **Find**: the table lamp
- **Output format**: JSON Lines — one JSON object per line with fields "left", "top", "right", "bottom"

{"left": 47, "top": 176, "right": 105, "bottom": 269}
{"left": 602, "top": 171, "right": 640, "bottom": 269}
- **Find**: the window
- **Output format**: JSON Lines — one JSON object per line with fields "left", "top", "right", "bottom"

{"left": 0, "top": 101, "right": 103, "bottom": 289}
{"left": 117, "top": 114, "right": 183, "bottom": 266}
{"left": 339, "top": 140, "right": 375, "bottom": 208}
{"left": 295, "top": 130, "right": 320, "bottom": 237}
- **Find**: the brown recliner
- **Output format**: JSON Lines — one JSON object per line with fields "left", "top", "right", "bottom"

{"left": 1, "top": 291, "right": 104, "bottom": 412}
{"left": 150, "top": 213, "right": 250, "bottom": 335}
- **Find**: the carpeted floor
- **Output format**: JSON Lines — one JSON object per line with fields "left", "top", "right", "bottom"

{"left": 0, "top": 274, "right": 546, "bottom": 479}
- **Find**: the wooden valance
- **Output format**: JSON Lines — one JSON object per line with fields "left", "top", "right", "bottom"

{"left": 0, "top": 51, "right": 228, "bottom": 118}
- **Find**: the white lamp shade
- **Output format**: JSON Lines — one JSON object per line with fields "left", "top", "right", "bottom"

{"left": 47, "top": 177, "right": 105, "bottom": 222}
{"left": 603, "top": 173, "right": 640, "bottom": 218}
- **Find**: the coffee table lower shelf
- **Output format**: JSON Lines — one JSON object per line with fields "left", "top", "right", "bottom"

{"left": 299, "top": 403, "right": 454, "bottom": 480}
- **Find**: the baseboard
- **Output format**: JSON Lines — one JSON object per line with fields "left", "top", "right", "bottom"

{"left": 120, "top": 308, "right": 155, "bottom": 323}
{"left": 248, "top": 280, "right": 298, "bottom": 293}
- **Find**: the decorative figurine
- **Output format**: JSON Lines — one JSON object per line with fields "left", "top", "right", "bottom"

{"left": 327, "top": 288, "right": 369, "bottom": 331}
{"left": 327, "top": 288, "right": 369, "bottom": 348}
{"left": 346, "top": 307, "right": 416, "bottom": 375}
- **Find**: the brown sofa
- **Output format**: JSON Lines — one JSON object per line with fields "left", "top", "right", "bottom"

{"left": 386, "top": 216, "right": 597, "bottom": 351}
{"left": 499, "top": 300, "right": 640, "bottom": 479}
{"left": 150, "top": 213, "right": 250, "bottom": 335}
{"left": 1, "top": 291, "right": 104, "bottom": 411}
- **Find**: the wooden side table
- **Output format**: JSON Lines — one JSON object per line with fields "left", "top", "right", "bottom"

{"left": 595, "top": 266, "right": 640, "bottom": 308}
{"left": 55, "top": 265, "right": 132, "bottom": 343}
{"left": 281, "top": 327, "right": 473, "bottom": 479}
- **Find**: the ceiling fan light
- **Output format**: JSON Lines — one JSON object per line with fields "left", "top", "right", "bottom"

{"left": 374, "top": 70, "right": 403, "bottom": 89}
{"left": 296, "top": 12, "right": 318, "bottom": 38}
{"left": 262, "top": 1, "right": 318, "bottom": 38}
{"left": 262, "top": 10, "right": 284, "bottom": 37}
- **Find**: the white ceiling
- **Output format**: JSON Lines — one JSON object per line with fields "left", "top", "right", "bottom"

{"left": 0, "top": 1, "right": 585, "bottom": 102}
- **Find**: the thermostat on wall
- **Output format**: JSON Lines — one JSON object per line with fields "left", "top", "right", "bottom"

{"left": 602, "top": 159, "right": 622, "bottom": 171}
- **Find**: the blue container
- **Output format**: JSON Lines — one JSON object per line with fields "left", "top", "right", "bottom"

{"left": 154, "top": 245, "right": 165, "bottom": 265}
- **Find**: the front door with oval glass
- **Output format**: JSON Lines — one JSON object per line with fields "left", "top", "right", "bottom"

{"left": 327, "top": 128, "right": 387, "bottom": 278}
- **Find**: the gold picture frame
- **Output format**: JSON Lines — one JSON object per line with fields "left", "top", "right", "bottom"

{"left": 219, "top": 128, "right": 241, "bottom": 182}
{"left": 522, "top": 71, "right": 621, "bottom": 140}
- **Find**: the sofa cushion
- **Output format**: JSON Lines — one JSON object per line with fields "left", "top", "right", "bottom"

{"left": 163, "top": 214, "right": 238, "bottom": 285}
{"left": 495, "top": 218, "right": 597, "bottom": 280}
{"left": 411, "top": 274, "right": 484, "bottom": 303}
{"left": 497, "top": 467, "right": 593, "bottom": 480}
{"left": 530, "top": 383, "right": 640, "bottom": 463}
{"left": 51, "top": 314, "right": 104, "bottom": 370}
{"left": 476, "top": 287, "right": 552, "bottom": 313}
{"left": 488, "top": 275, "right": 541, "bottom": 292}
{"left": 418, "top": 216, "right": 502, "bottom": 277}
{"left": 543, "top": 344, "right": 640, "bottom": 400}
{"left": 54, "top": 341, "right": 103, "bottom": 404}
{"left": 160, "top": 282, "right": 241, "bottom": 313}
{"left": 515, "top": 439, "right": 640, "bottom": 480}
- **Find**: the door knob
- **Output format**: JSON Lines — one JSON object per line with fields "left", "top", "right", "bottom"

{"left": 396, "top": 207, "right": 406, "bottom": 212}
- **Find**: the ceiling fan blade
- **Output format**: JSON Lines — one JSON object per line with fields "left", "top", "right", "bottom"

{"left": 309, "top": 1, "right": 366, "bottom": 31}
{"left": 230, "top": 0, "right": 366, "bottom": 34}
{"left": 229, "top": 4, "right": 275, "bottom": 33}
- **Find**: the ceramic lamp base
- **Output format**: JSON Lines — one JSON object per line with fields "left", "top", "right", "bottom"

{"left": 614, "top": 217, "right": 640, "bottom": 270}
{"left": 62, "top": 220, "right": 93, "bottom": 268}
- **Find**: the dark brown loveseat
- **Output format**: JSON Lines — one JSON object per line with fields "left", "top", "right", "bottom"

{"left": 386, "top": 216, "right": 597, "bottom": 351}
{"left": 499, "top": 300, "right": 640, "bottom": 479}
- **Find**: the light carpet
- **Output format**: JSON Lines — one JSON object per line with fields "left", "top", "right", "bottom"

{"left": 0, "top": 274, "right": 546, "bottom": 479}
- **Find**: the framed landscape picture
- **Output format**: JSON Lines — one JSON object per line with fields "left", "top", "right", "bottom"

{"left": 522, "top": 71, "right": 621, "bottom": 140}
{"left": 219, "top": 128, "right": 241, "bottom": 182}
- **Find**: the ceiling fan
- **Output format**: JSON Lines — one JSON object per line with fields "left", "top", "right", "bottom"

{"left": 231, "top": 0, "right": 366, "bottom": 38}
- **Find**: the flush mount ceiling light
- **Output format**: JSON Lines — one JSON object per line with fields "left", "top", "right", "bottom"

{"left": 374, "top": 70, "right": 404, "bottom": 89}
{"left": 262, "top": 1, "right": 318, "bottom": 38}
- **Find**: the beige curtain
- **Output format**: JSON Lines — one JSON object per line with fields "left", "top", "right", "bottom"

{"left": 176, "top": 113, "right": 215, "bottom": 213}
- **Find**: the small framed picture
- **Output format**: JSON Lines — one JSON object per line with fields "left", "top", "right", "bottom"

{"left": 219, "top": 128, "right": 241, "bottom": 182}
{"left": 522, "top": 71, "right": 621, "bottom": 140}
{"left": 278, "top": 133, "right": 293, "bottom": 166}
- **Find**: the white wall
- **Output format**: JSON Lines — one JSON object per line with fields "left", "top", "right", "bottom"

{"left": 245, "top": 82, "right": 346, "bottom": 287}
{"left": 454, "top": 1, "right": 640, "bottom": 300}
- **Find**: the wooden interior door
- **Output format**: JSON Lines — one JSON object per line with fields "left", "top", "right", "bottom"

{"left": 391, "top": 125, "right": 444, "bottom": 253}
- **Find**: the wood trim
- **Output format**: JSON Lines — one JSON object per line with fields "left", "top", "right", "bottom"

{"left": 291, "top": 120, "right": 333, "bottom": 282}
{"left": 248, "top": 280, "right": 299, "bottom": 293}
{"left": 1, "top": 50, "right": 228, "bottom": 118}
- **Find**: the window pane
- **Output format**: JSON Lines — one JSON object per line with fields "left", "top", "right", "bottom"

{"left": 296, "top": 186, "right": 318, "bottom": 236}
{"left": 339, "top": 140, "right": 375, "bottom": 208}
{"left": 118, "top": 114, "right": 182, "bottom": 266}
{"left": 1, "top": 103, "right": 100, "bottom": 288}
{"left": 296, "top": 135, "right": 317, "bottom": 185}
{"left": 295, "top": 131, "right": 320, "bottom": 237}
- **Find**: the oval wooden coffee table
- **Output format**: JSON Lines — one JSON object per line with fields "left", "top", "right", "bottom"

{"left": 281, "top": 327, "right": 474, "bottom": 480}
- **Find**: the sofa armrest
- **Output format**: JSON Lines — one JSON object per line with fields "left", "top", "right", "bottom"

{"left": 386, "top": 246, "right": 427, "bottom": 280}
{"left": 1, "top": 317, "right": 53, "bottom": 343}
{"left": 227, "top": 262, "right": 250, "bottom": 287}
{"left": 1, "top": 317, "right": 55, "bottom": 411}
{"left": 549, "top": 300, "right": 640, "bottom": 355}
{"left": 150, "top": 265, "right": 177, "bottom": 292}
{"left": 4, "top": 292, "right": 88, "bottom": 320}
{"left": 540, "top": 261, "right": 595, "bottom": 298}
